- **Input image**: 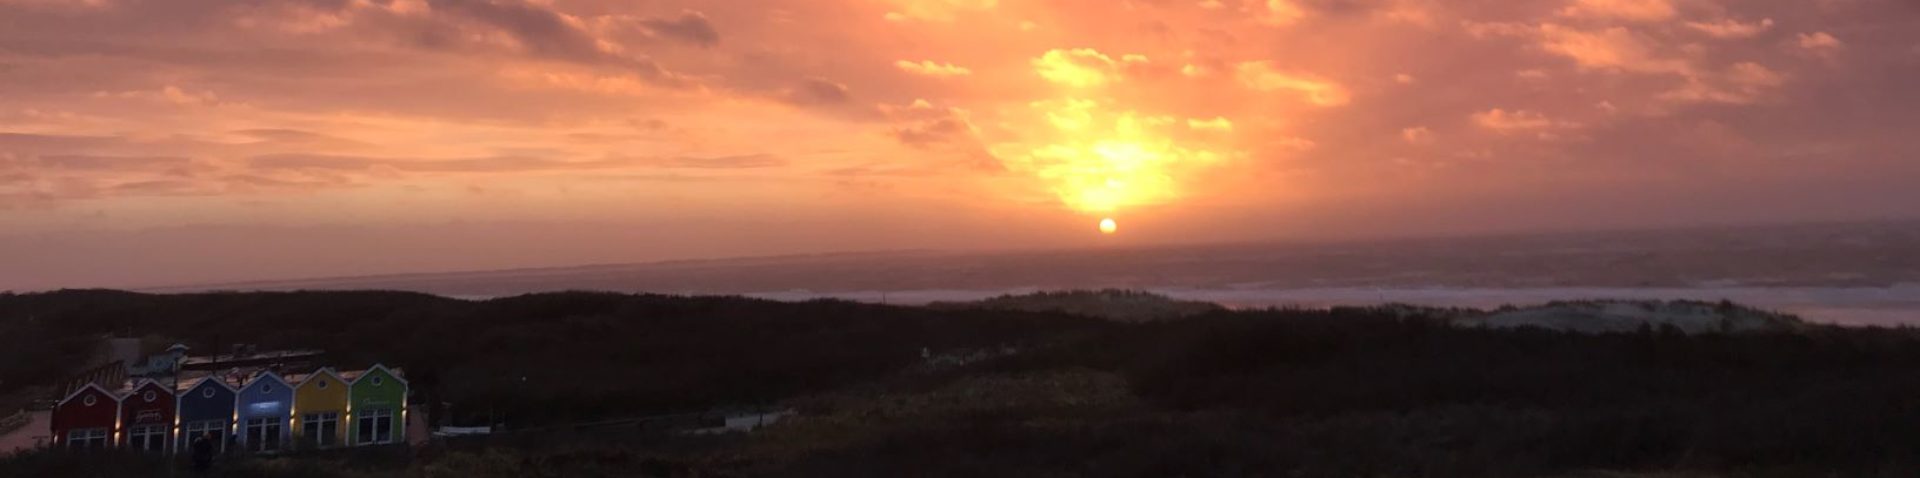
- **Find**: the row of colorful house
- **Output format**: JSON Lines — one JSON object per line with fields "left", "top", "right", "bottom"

{"left": 49, "top": 364, "right": 408, "bottom": 453}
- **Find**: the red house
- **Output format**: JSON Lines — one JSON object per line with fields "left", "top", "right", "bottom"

{"left": 118, "top": 380, "right": 175, "bottom": 453}
{"left": 51, "top": 383, "right": 120, "bottom": 450}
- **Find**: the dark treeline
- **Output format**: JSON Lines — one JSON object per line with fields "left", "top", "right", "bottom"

{"left": 5, "top": 290, "right": 1920, "bottom": 477}
{"left": 0, "top": 289, "right": 1108, "bottom": 424}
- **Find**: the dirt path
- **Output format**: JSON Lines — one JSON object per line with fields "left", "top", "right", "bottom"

{"left": 0, "top": 410, "right": 50, "bottom": 456}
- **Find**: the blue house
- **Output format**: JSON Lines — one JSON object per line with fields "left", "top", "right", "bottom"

{"left": 234, "top": 372, "right": 294, "bottom": 453}
{"left": 175, "top": 376, "right": 237, "bottom": 453}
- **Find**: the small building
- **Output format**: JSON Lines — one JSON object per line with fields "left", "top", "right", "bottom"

{"left": 345, "top": 365, "right": 407, "bottom": 446}
{"left": 117, "top": 379, "right": 175, "bottom": 453}
{"left": 234, "top": 372, "right": 294, "bottom": 453}
{"left": 129, "top": 344, "right": 192, "bottom": 378}
{"left": 175, "top": 376, "right": 237, "bottom": 453}
{"left": 291, "top": 369, "right": 349, "bottom": 449}
{"left": 49, "top": 383, "right": 119, "bottom": 450}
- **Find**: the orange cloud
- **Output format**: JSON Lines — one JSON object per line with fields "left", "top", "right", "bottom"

{"left": 5, "top": 0, "right": 1918, "bottom": 286}
{"left": 1559, "top": 0, "right": 1677, "bottom": 22}
{"left": 1661, "top": 62, "right": 1785, "bottom": 104}
{"left": 1256, "top": 0, "right": 1307, "bottom": 26}
{"left": 1796, "top": 32, "right": 1844, "bottom": 57}
{"left": 1686, "top": 18, "right": 1775, "bottom": 39}
{"left": 895, "top": 60, "right": 973, "bottom": 78}
{"left": 989, "top": 101, "right": 1231, "bottom": 214}
{"left": 1033, "top": 48, "right": 1144, "bottom": 88}
{"left": 1187, "top": 117, "right": 1234, "bottom": 132}
{"left": 1537, "top": 25, "right": 1690, "bottom": 74}
{"left": 1473, "top": 109, "right": 1577, "bottom": 135}
{"left": 92, "top": 86, "right": 225, "bottom": 106}
{"left": 1235, "top": 61, "right": 1350, "bottom": 106}
{"left": 1402, "top": 127, "right": 1435, "bottom": 145}
{"left": 884, "top": 0, "right": 997, "bottom": 22}
{"left": 880, "top": 99, "right": 985, "bottom": 155}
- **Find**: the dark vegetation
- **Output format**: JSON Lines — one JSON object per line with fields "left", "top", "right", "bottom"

{"left": 0, "top": 289, "right": 1097, "bottom": 425}
{"left": 5, "top": 290, "right": 1920, "bottom": 477}
{"left": 927, "top": 288, "right": 1224, "bottom": 322}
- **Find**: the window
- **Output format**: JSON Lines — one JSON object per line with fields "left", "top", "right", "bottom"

{"left": 244, "top": 417, "right": 284, "bottom": 452}
{"left": 181, "top": 420, "right": 226, "bottom": 453}
{"left": 316, "top": 379, "right": 328, "bottom": 389}
{"left": 202, "top": 387, "right": 216, "bottom": 399}
{"left": 301, "top": 412, "right": 339, "bottom": 447}
{"left": 81, "top": 394, "right": 97, "bottom": 406}
{"left": 356, "top": 409, "right": 394, "bottom": 444}
{"left": 128, "top": 425, "right": 167, "bottom": 452}
{"left": 142, "top": 391, "right": 157, "bottom": 402}
{"left": 369, "top": 376, "right": 383, "bottom": 387}
{"left": 66, "top": 428, "right": 109, "bottom": 449}
{"left": 260, "top": 384, "right": 272, "bottom": 394}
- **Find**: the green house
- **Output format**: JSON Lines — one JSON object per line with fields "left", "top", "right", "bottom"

{"left": 345, "top": 364, "right": 407, "bottom": 446}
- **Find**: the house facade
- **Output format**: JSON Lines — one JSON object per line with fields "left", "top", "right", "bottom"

{"left": 292, "top": 369, "right": 349, "bottom": 449}
{"left": 175, "top": 376, "right": 237, "bottom": 453}
{"left": 346, "top": 365, "right": 407, "bottom": 446}
{"left": 234, "top": 372, "right": 294, "bottom": 453}
{"left": 50, "top": 383, "right": 119, "bottom": 450}
{"left": 38, "top": 344, "right": 408, "bottom": 454}
{"left": 117, "top": 380, "right": 175, "bottom": 453}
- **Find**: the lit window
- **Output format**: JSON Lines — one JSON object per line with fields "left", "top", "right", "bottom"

{"left": 355, "top": 408, "right": 394, "bottom": 444}
{"left": 301, "top": 412, "right": 340, "bottom": 447}
{"left": 67, "top": 428, "right": 109, "bottom": 449}
{"left": 128, "top": 425, "right": 167, "bottom": 452}
{"left": 181, "top": 420, "right": 226, "bottom": 453}
{"left": 244, "top": 417, "right": 284, "bottom": 452}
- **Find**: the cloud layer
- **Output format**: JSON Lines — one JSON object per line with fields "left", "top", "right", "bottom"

{"left": 2, "top": 0, "right": 1917, "bottom": 289}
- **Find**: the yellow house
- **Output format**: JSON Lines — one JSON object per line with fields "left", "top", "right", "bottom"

{"left": 291, "top": 368, "right": 349, "bottom": 448}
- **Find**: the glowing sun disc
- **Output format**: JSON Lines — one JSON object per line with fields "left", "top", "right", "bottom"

{"left": 1099, "top": 218, "right": 1118, "bottom": 234}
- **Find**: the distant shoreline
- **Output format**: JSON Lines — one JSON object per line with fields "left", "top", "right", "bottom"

{"left": 738, "top": 285, "right": 1920, "bottom": 326}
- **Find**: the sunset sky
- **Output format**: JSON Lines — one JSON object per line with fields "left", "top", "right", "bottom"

{"left": 3, "top": 0, "right": 1918, "bottom": 290}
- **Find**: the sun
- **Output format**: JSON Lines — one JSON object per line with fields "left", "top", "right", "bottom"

{"left": 1099, "top": 217, "right": 1118, "bottom": 234}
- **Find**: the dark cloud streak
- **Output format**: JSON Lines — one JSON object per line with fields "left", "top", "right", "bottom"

{"left": 640, "top": 10, "right": 720, "bottom": 48}
{"left": 247, "top": 153, "right": 786, "bottom": 172}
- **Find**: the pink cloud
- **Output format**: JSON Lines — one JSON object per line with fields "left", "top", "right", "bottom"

{"left": 1686, "top": 18, "right": 1775, "bottom": 39}
{"left": 3, "top": 0, "right": 1919, "bottom": 288}
{"left": 1558, "top": 0, "right": 1677, "bottom": 22}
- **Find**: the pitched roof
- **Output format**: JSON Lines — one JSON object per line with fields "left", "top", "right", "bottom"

{"left": 296, "top": 367, "right": 345, "bottom": 389}
{"left": 240, "top": 370, "right": 290, "bottom": 390}
{"left": 56, "top": 382, "right": 117, "bottom": 408}
{"left": 116, "top": 378, "right": 176, "bottom": 397}
{"left": 177, "top": 374, "right": 239, "bottom": 394}
{"left": 349, "top": 363, "right": 408, "bottom": 387}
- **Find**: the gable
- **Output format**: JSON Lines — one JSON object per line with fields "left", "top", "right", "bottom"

{"left": 184, "top": 379, "right": 234, "bottom": 401}
{"left": 241, "top": 374, "right": 290, "bottom": 396}
{"left": 52, "top": 385, "right": 118, "bottom": 428}
{"left": 57, "top": 383, "right": 116, "bottom": 409}
{"left": 348, "top": 367, "right": 406, "bottom": 408}
{"left": 351, "top": 365, "right": 406, "bottom": 386}
{"left": 125, "top": 382, "right": 174, "bottom": 404}
{"left": 121, "top": 383, "right": 175, "bottom": 424}
{"left": 237, "top": 375, "right": 294, "bottom": 418}
{"left": 299, "top": 371, "right": 344, "bottom": 391}
{"left": 132, "top": 381, "right": 173, "bottom": 398}
{"left": 177, "top": 379, "right": 237, "bottom": 422}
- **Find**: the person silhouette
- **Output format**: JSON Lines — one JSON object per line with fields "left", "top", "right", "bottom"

{"left": 190, "top": 431, "right": 216, "bottom": 473}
